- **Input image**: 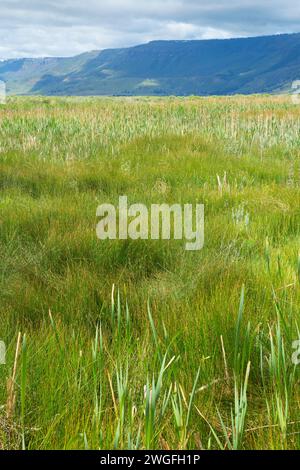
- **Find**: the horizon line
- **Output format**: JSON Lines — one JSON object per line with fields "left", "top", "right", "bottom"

{"left": 1, "top": 30, "right": 299, "bottom": 62}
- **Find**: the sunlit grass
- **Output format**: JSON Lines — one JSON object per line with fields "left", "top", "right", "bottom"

{"left": 0, "top": 95, "right": 299, "bottom": 449}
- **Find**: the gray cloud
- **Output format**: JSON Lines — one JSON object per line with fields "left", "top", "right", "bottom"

{"left": 0, "top": 0, "right": 300, "bottom": 58}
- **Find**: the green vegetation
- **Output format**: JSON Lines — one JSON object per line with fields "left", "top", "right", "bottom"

{"left": 0, "top": 95, "right": 299, "bottom": 450}
{"left": 1, "top": 33, "right": 300, "bottom": 96}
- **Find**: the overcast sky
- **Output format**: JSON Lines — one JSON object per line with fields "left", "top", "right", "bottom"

{"left": 0, "top": 0, "right": 300, "bottom": 59}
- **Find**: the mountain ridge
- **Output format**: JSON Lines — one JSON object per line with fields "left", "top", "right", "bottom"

{"left": 1, "top": 33, "right": 300, "bottom": 96}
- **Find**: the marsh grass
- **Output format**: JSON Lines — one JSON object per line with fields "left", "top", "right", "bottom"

{"left": 0, "top": 95, "right": 299, "bottom": 449}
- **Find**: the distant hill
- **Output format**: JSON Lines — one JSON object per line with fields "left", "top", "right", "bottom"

{"left": 1, "top": 33, "right": 300, "bottom": 96}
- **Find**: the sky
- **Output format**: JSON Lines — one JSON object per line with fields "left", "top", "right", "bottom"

{"left": 0, "top": 0, "right": 300, "bottom": 59}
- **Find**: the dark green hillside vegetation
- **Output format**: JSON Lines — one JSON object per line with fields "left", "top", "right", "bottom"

{"left": 1, "top": 33, "right": 300, "bottom": 95}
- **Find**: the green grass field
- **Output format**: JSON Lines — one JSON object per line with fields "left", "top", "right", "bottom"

{"left": 0, "top": 95, "right": 299, "bottom": 450}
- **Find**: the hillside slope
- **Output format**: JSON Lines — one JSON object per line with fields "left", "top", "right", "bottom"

{"left": 1, "top": 33, "right": 300, "bottom": 95}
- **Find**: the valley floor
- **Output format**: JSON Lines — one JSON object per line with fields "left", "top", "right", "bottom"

{"left": 0, "top": 95, "right": 299, "bottom": 449}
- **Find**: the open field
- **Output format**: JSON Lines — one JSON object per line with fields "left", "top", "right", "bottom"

{"left": 0, "top": 95, "right": 300, "bottom": 450}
